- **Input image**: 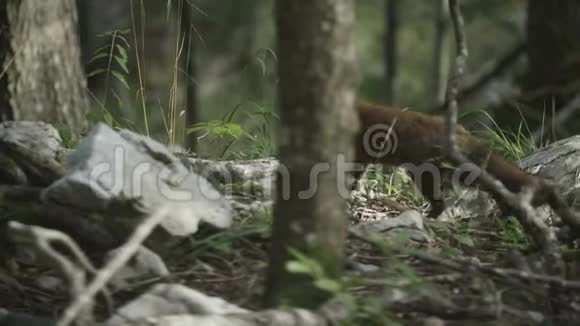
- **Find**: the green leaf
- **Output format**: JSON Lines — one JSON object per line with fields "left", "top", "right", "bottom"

{"left": 116, "top": 44, "right": 128, "bottom": 61}
{"left": 221, "top": 123, "right": 244, "bottom": 138}
{"left": 186, "top": 126, "right": 208, "bottom": 134}
{"left": 187, "top": 121, "right": 245, "bottom": 139}
{"left": 111, "top": 71, "right": 130, "bottom": 89}
{"left": 87, "top": 68, "right": 107, "bottom": 78}
{"left": 314, "top": 278, "right": 342, "bottom": 293}
{"left": 114, "top": 56, "right": 129, "bottom": 74}
{"left": 115, "top": 34, "right": 131, "bottom": 48}
{"left": 288, "top": 248, "right": 325, "bottom": 278}
{"left": 103, "top": 112, "right": 114, "bottom": 127}
{"left": 88, "top": 52, "right": 110, "bottom": 64}
{"left": 116, "top": 28, "right": 131, "bottom": 35}
{"left": 96, "top": 30, "right": 114, "bottom": 37}
{"left": 58, "top": 127, "right": 74, "bottom": 148}
{"left": 286, "top": 261, "right": 311, "bottom": 275}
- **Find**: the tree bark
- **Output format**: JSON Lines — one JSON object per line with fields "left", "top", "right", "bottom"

{"left": 0, "top": 3, "right": 12, "bottom": 121}
{"left": 384, "top": 0, "right": 399, "bottom": 106}
{"left": 0, "top": 0, "right": 89, "bottom": 133}
{"left": 264, "top": 0, "right": 358, "bottom": 308}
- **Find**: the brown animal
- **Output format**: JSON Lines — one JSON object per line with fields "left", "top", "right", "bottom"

{"left": 352, "top": 100, "right": 551, "bottom": 218}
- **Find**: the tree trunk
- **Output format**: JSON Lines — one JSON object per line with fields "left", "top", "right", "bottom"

{"left": 430, "top": 0, "right": 448, "bottom": 107}
{"left": 0, "top": 3, "right": 12, "bottom": 121}
{"left": 264, "top": 0, "right": 358, "bottom": 308}
{"left": 0, "top": 0, "right": 89, "bottom": 134}
{"left": 384, "top": 0, "right": 399, "bottom": 106}
{"left": 182, "top": 3, "right": 199, "bottom": 152}
{"left": 521, "top": 0, "right": 580, "bottom": 139}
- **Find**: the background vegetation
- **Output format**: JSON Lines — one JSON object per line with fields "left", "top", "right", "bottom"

{"left": 79, "top": 0, "right": 529, "bottom": 159}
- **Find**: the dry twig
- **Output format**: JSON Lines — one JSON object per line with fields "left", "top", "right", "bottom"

{"left": 56, "top": 205, "right": 169, "bottom": 326}
{"left": 8, "top": 222, "right": 105, "bottom": 325}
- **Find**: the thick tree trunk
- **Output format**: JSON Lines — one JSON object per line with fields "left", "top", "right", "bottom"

{"left": 384, "top": 0, "right": 399, "bottom": 106}
{"left": 264, "top": 0, "right": 358, "bottom": 308}
{"left": 0, "top": 0, "right": 89, "bottom": 133}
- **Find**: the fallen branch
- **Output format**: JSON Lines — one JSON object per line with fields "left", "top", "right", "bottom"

{"left": 8, "top": 222, "right": 106, "bottom": 325}
{"left": 348, "top": 229, "right": 576, "bottom": 324}
{"left": 57, "top": 205, "right": 170, "bottom": 326}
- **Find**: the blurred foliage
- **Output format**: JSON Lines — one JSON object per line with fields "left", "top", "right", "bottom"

{"left": 81, "top": 0, "right": 527, "bottom": 158}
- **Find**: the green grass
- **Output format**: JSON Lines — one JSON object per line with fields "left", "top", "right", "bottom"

{"left": 187, "top": 101, "right": 278, "bottom": 160}
{"left": 470, "top": 110, "right": 539, "bottom": 161}
{"left": 492, "top": 215, "right": 529, "bottom": 247}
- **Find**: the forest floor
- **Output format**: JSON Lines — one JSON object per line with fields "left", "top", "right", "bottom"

{"left": 1, "top": 187, "right": 579, "bottom": 325}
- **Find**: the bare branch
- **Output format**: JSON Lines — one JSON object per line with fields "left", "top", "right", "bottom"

{"left": 443, "top": 0, "right": 564, "bottom": 275}
{"left": 8, "top": 222, "right": 96, "bottom": 325}
{"left": 56, "top": 205, "right": 169, "bottom": 326}
{"left": 444, "top": 0, "right": 468, "bottom": 153}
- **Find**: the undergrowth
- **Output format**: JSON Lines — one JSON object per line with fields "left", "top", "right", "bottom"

{"left": 77, "top": 0, "right": 279, "bottom": 161}
{"left": 187, "top": 101, "right": 278, "bottom": 160}
{"left": 470, "top": 109, "right": 539, "bottom": 161}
